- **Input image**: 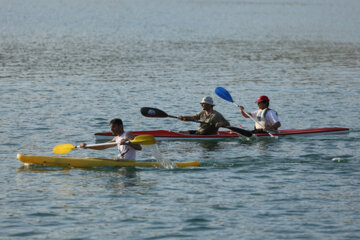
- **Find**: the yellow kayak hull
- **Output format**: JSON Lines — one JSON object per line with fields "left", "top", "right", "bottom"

{"left": 17, "top": 153, "right": 200, "bottom": 168}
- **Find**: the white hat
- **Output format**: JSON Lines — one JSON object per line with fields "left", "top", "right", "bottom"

{"left": 200, "top": 96, "right": 215, "bottom": 106}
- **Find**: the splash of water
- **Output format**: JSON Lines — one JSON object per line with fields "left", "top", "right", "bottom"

{"left": 332, "top": 157, "right": 343, "bottom": 162}
{"left": 148, "top": 144, "right": 175, "bottom": 169}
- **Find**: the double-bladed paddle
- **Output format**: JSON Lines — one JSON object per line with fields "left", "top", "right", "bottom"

{"left": 53, "top": 135, "right": 156, "bottom": 154}
{"left": 215, "top": 86, "right": 275, "bottom": 137}
{"left": 140, "top": 107, "right": 252, "bottom": 137}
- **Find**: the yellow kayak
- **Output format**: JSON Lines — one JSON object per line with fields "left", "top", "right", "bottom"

{"left": 17, "top": 153, "right": 200, "bottom": 168}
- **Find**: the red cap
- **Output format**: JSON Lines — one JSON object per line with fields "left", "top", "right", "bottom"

{"left": 256, "top": 96, "right": 269, "bottom": 102}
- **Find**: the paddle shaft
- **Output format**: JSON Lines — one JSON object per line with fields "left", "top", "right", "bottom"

{"left": 231, "top": 102, "right": 262, "bottom": 126}
{"left": 54, "top": 134, "right": 155, "bottom": 155}
{"left": 177, "top": 113, "right": 252, "bottom": 137}
{"left": 140, "top": 107, "right": 251, "bottom": 137}
{"left": 76, "top": 142, "right": 117, "bottom": 149}
{"left": 215, "top": 87, "right": 275, "bottom": 137}
{"left": 141, "top": 107, "right": 216, "bottom": 125}
{"left": 81, "top": 135, "right": 155, "bottom": 148}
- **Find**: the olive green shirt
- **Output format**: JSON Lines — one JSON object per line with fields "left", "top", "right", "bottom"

{"left": 193, "top": 110, "right": 229, "bottom": 135}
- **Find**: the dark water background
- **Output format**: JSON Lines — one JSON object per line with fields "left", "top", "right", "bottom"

{"left": 1, "top": 0, "right": 360, "bottom": 239}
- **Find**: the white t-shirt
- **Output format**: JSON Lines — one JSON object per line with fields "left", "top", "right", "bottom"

{"left": 115, "top": 132, "right": 136, "bottom": 160}
{"left": 251, "top": 109, "right": 279, "bottom": 125}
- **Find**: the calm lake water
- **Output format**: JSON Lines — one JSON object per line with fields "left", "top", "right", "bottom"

{"left": 1, "top": 0, "right": 360, "bottom": 239}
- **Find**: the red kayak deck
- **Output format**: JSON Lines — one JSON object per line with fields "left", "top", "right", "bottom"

{"left": 94, "top": 128, "right": 349, "bottom": 141}
{"left": 254, "top": 128, "right": 349, "bottom": 137}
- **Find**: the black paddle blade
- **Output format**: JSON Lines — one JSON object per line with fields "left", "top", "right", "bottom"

{"left": 140, "top": 107, "right": 169, "bottom": 118}
{"left": 226, "top": 126, "right": 252, "bottom": 137}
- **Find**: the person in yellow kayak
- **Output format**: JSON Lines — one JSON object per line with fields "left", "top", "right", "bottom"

{"left": 238, "top": 95, "right": 281, "bottom": 133}
{"left": 177, "top": 96, "right": 230, "bottom": 135}
{"left": 80, "top": 118, "right": 142, "bottom": 160}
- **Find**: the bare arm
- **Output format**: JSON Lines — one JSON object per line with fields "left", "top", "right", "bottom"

{"left": 238, "top": 106, "right": 251, "bottom": 118}
{"left": 125, "top": 132, "right": 142, "bottom": 151}
{"left": 79, "top": 139, "right": 116, "bottom": 150}
{"left": 266, "top": 121, "right": 281, "bottom": 131}
{"left": 177, "top": 115, "right": 196, "bottom": 121}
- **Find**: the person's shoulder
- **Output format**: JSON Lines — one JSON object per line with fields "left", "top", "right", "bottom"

{"left": 213, "top": 110, "right": 225, "bottom": 116}
{"left": 194, "top": 110, "right": 204, "bottom": 116}
{"left": 125, "top": 131, "right": 135, "bottom": 138}
{"left": 268, "top": 108, "right": 278, "bottom": 113}
{"left": 266, "top": 109, "right": 278, "bottom": 116}
{"left": 212, "top": 110, "right": 220, "bottom": 114}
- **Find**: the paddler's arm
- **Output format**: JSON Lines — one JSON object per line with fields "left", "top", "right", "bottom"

{"left": 264, "top": 121, "right": 281, "bottom": 131}
{"left": 177, "top": 115, "right": 196, "bottom": 121}
{"left": 238, "top": 106, "right": 251, "bottom": 118}
{"left": 264, "top": 110, "right": 281, "bottom": 131}
{"left": 79, "top": 140, "right": 116, "bottom": 150}
{"left": 123, "top": 132, "right": 142, "bottom": 151}
{"left": 266, "top": 121, "right": 281, "bottom": 131}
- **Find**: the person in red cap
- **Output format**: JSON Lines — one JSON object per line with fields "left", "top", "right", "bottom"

{"left": 238, "top": 96, "right": 281, "bottom": 133}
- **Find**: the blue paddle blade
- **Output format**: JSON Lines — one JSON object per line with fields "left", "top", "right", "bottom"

{"left": 215, "top": 87, "right": 234, "bottom": 103}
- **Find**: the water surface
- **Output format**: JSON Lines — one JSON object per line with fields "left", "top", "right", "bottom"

{"left": 1, "top": 0, "right": 360, "bottom": 239}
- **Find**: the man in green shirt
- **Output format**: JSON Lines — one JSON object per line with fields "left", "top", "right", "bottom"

{"left": 177, "top": 96, "right": 230, "bottom": 135}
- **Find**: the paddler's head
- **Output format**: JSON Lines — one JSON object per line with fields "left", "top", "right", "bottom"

{"left": 255, "top": 96, "right": 270, "bottom": 109}
{"left": 110, "top": 118, "right": 124, "bottom": 135}
{"left": 200, "top": 96, "right": 215, "bottom": 111}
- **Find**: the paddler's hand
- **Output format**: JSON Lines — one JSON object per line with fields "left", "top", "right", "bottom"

{"left": 264, "top": 122, "right": 281, "bottom": 131}
{"left": 239, "top": 106, "right": 250, "bottom": 119}
{"left": 178, "top": 115, "right": 185, "bottom": 121}
{"left": 119, "top": 139, "right": 128, "bottom": 145}
{"left": 79, "top": 143, "right": 87, "bottom": 149}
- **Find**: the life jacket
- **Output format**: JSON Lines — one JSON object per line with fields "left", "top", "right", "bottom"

{"left": 254, "top": 108, "right": 269, "bottom": 130}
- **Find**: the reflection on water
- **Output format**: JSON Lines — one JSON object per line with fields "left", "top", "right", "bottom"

{"left": 100, "top": 167, "right": 139, "bottom": 195}
{"left": 198, "top": 141, "right": 221, "bottom": 151}
{"left": 17, "top": 165, "right": 72, "bottom": 174}
{"left": 17, "top": 165, "right": 140, "bottom": 196}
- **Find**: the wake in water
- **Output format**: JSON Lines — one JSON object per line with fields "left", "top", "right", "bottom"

{"left": 146, "top": 144, "right": 175, "bottom": 169}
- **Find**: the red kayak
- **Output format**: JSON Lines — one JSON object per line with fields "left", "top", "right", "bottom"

{"left": 94, "top": 128, "right": 349, "bottom": 141}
